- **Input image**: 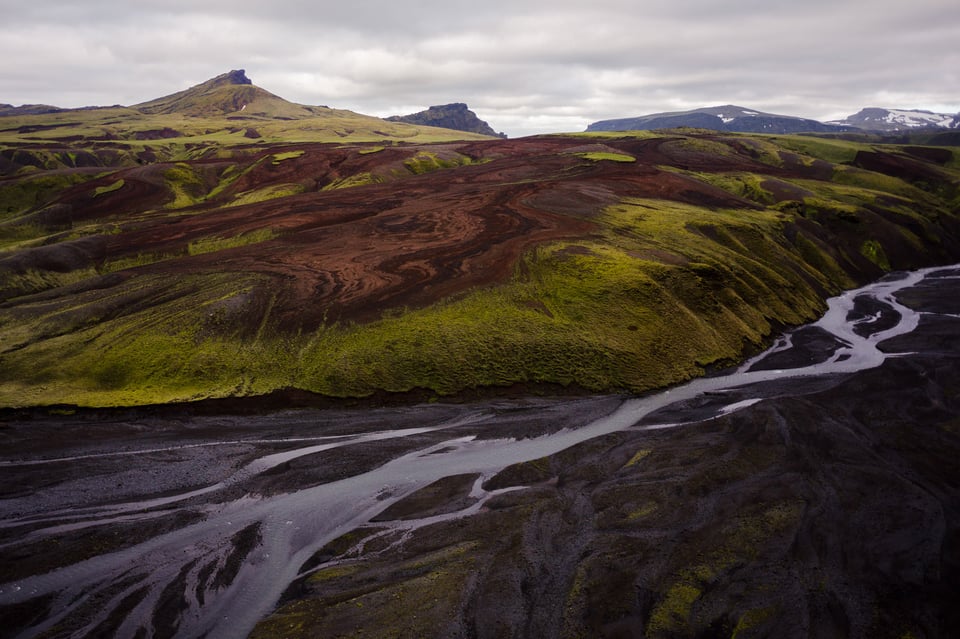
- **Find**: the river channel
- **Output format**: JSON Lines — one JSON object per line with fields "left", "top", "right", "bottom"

{"left": 2, "top": 264, "right": 959, "bottom": 638}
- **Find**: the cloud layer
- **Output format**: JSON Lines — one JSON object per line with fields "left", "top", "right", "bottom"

{"left": 2, "top": 0, "right": 958, "bottom": 137}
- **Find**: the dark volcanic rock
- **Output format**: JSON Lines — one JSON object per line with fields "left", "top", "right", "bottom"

{"left": 387, "top": 103, "right": 506, "bottom": 137}
{"left": 217, "top": 69, "right": 253, "bottom": 86}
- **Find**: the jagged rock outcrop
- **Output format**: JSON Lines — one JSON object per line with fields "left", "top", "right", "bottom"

{"left": 215, "top": 69, "right": 253, "bottom": 86}
{"left": 387, "top": 103, "right": 506, "bottom": 138}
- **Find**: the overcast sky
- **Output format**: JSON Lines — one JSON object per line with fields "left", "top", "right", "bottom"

{"left": 2, "top": 0, "right": 958, "bottom": 137}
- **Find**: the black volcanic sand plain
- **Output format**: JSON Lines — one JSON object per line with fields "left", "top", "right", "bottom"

{"left": 250, "top": 271, "right": 960, "bottom": 639}
{"left": 0, "top": 268, "right": 958, "bottom": 638}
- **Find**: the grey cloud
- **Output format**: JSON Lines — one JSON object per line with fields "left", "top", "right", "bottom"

{"left": 1, "top": 0, "right": 957, "bottom": 137}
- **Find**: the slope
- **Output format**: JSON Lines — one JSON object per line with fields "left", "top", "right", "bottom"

{"left": 133, "top": 69, "right": 319, "bottom": 118}
{"left": 0, "top": 71, "right": 496, "bottom": 178}
{"left": 1, "top": 129, "right": 959, "bottom": 408}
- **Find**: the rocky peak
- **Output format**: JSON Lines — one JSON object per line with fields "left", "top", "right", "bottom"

{"left": 134, "top": 69, "right": 267, "bottom": 115}
{"left": 387, "top": 103, "right": 506, "bottom": 138}
{"left": 210, "top": 69, "right": 253, "bottom": 87}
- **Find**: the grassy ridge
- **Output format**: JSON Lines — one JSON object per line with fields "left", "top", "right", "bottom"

{"left": 0, "top": 105, "right": 492, "bottom": 163}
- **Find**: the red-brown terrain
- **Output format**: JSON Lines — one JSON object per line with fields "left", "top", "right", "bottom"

{"left": 2, "top": 126, "right": 960, "bottom": 409}
{"left": 5, "top": 134, "right": 954, "bottom": 330}
{"left": 9, "top": 138, "right": 736, "bottom": 323}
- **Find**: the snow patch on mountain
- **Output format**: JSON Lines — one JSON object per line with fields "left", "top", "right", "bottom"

{"left": 883, "top": 109, "right": 954, "bottom": 127}
{"left": 831, "top": 107, "right": 960, "bottom": 131}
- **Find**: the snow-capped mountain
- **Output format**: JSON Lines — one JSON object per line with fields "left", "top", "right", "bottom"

{"left": 587, "top": 105, "right": 853, "bottom": 134}
{"left": 587, "top": 104, "right": 960, "bottom": 135}
{"left": 830, "top": 108, "right": 960, "bottom": 131}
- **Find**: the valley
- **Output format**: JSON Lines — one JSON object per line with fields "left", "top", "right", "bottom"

{"left": 2, "top": 71, "right": 960, "bottom": 638}
{"left": 1, "top": 264, "right": 958, "bottom": 637}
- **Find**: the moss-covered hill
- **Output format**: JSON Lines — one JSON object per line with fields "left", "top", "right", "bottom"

{"left": 1, "top": 125, "right": 959, "bottom": 408}
{"left": 0, "top": 70, "right": 492, "bottom": 178}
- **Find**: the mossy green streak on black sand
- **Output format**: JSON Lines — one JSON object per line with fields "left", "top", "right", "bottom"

{"left": 1, "top": 127, "right": 959, "bottom": 408}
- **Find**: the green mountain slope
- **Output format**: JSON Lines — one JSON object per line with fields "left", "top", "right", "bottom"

{"left": 1, "top": 123, "right": 958, "bottom": 408}
{"left": 0, "top": 71, "right": 494, "bottom": 175}
{"left": 133, "top": 69, "right": 319, "bottom": 118}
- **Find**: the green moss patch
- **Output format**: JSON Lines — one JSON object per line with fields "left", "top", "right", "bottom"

{"left": 0, "top": 272, "right": 295, "bottom": 407}
{"left": 771, "top": 135, "right": 872, "bottom": 165}
{"left": 227, "top": 183, "right": 306, "bottom": 206}
{"left": 624, "top": 448, "right": 652, "bottom": 468}
{"left": 322, "top": 172, "right": 382, "bottom": 190}
{"left": 163, "top": 163, "right": 206, "bottom": 209}
{"left": 682, "top": 171, "right": 775, "bottom": 204}
{"left": 860, "top": 239, "right": 891, "bottom": 270}
{"left": 576, "top": 151, "right": 636, "bottom": 163}
{"left": 646, "top": 502, "right": 802, "bottom": 636}
{"left": 92, "top": 179, "right": 125, "bottom": 198}
{"left": 100, "top": 251, "right": 179, "bottom": 273}
{"left": 187, "top": 228, "right": 278, "bottom": 256}
{"left": 402, "top": 150, "right": 476, "bottom": 175}
{"left": 270, "top": 150, "right": 305, "bottom": 164}
{"left": 0, "top": 172, "right": 94, "bottom": 219}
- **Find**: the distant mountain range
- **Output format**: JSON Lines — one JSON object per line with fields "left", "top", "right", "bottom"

{"left": 387, "top": 103, "right": 506, "bottom": 138}
{"left": 587, "top": 104, "right": 960, "bottom": 134}
{"left": 828, "top": 107, "right": 960, "bottom": 132}
{"left": 3, "top": 71, "right": 956, "bottom": 139}
{"left": 0, "top": 70, "right": 504, "bottom": 139}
